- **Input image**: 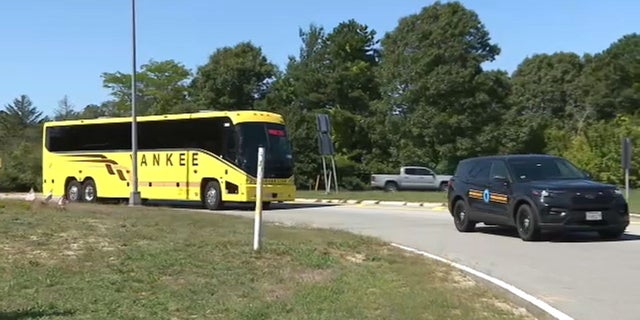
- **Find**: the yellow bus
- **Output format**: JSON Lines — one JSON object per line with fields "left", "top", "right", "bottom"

{"left": 41, "top": 110, "right": 296, "bottom": 210}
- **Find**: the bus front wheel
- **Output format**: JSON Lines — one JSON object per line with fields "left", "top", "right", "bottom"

{"left": 203, "top": 180, "right": 223, "bottom": 210}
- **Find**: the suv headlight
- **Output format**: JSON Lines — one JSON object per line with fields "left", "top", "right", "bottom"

{"left": 614, "top": 188, "right": 623, "bottom": 196}
{"left": 532, "top": 189, "right": 550, "bottom": 202}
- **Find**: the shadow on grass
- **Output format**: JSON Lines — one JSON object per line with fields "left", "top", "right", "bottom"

{"left": 0, "top": 308, "right": 75, "bottom": 320}
{"left": 474, "top": 225, "right": 640, "bottom": 243}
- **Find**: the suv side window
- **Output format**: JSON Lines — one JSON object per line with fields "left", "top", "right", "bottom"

{"left": 468, "top": 159, "right": 491, "bottom": 182}
{"left": 489, "top": 160, "right": 510, "bottom": 180}
{"left": 455, "top": 160, "right": 478, "bottom": 178}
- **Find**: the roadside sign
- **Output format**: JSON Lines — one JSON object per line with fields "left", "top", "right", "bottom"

{"left": 622, "top": 137, "right": 631, "bottom": 170}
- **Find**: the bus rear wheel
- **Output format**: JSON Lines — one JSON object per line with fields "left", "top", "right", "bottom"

{"left": 203, "top": 180, "right": 223, "bottom": 210}
{"left": 66, "top": 180, "right": 82, "bottom": 202}
{"left": 81, "top": 179, "right": 97, "bottom": 202}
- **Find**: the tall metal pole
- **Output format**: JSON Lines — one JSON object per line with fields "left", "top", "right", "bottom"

{"left": 129, "top": 0, "right": 141, "bottom": 206}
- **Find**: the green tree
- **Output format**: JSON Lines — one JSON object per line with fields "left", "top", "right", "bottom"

{"left": 77, "top": 101, "right": 122, "bottom": 119}
{"left": 546, "top": 115, "right": 640, "bottom": 187}
{"left": 54, "top": 95, "right": 80, "bottom": 120}
{"left": 0, "top": 141, "right": 42, "bottom": 192}
{"left": 499, "top": 52, "right": 585, "bottom": 153}
{"left": 0, "top": 95, "right": 46, "bottom": 145}
{"left": 580, "top": 33, "right": 640, "bottom": 119}
{"left": 258, "top": 21, "right": 383, "bottom": 189}
{"left": 377, "top": 1, "right": 507, "bottom": 173}
{"left": 322, "top": 20, "right": 381, "bottom": 162}
{"left": 191, "top": 41, "right": 277, "bottom": 110}
{"left": 101, "top": 59, "right": 193, "bottom": 116}
{"left": 0, "top": 95, "right": 46, "bottom": 192}
{"left": 256, "top": 27, "right": 327, "bottom": 189}
{"left": 0, "top": 94, "right": 45, "bottom": 131}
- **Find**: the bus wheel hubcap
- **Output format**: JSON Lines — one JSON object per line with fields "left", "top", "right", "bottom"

{"left": 85, "top": 186, "right": 94, "bottom": 201}
{"left": 69, "top": 186, "right": 78, "bottom": 200}
{"left": 207, "top": 189, "right": 217, "bottom": 205}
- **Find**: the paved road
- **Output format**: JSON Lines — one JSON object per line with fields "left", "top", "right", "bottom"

{"left": 174, "top": 202, "right": 640, "bottom": 320}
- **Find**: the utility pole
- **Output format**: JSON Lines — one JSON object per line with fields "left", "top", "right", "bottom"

{"left": 129, "top": 0, "right": 141, "bottom": 206}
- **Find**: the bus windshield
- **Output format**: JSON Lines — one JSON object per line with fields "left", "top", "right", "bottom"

{"left": 236, "top": 122, "right": 293, "bottom": 179}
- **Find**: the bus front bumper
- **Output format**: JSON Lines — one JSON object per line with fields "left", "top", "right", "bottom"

{"left": 246, "top": 184, "right": 296, "bottom": 202}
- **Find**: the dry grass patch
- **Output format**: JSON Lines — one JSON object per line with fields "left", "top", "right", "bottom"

{"left": 0, "top": 199, "right": 536, "bottom": 319}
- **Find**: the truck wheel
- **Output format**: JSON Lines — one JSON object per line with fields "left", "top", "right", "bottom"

{"left": 439, "top": 181, "right": 448, "bottom": 191}
{"left": 384, "top": 182, "right": 398, "bottom": 192}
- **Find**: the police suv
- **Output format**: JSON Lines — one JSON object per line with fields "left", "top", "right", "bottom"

{"left": 447, "top": 154, "right": 629, "bottom": 241}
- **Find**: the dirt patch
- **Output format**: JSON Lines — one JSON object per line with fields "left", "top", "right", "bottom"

{"left": 262, "top": 268, "right": 335, "bottom": 301}
{"left": 55, "top": 232, "right": 115, "bottom": 252}
{"left": 264, "top": 284, "right": 293, "bottom": 301}
{"left": 1, "top": 231, "right": 117, "bottom": 263}
{"left": 450, "top": 271, "right": 476, "bottom": 288}
{"left": 481, "top": 297, "right": 536, "bottom": 319}
{"left": 84, "top": 219, "right": 112, "bottom": 233}
{"left": 1, "top": 243, "right": 51, "bottom": 262}
{"left": 345, "top": 253, "right": 366, "bottom": 263}
{"left": 327, "top": 248, "right": 367, "bottom": 264}
{"left": 296, "top": 269, "right": 334, "bottom": 283}
{"left": 162, "top": 276, "right": 189, "bottom": 289}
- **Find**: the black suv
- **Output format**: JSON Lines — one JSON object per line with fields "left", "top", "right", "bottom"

{"left": 447, "top": 154, "right": 629, "bottom": 241}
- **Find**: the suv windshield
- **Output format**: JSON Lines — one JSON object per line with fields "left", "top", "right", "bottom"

{"left": 507, "top": 157, "right": 588, "bottom": 182}
{"left": 236, "top": 122, "right": 294, "bottom": 179}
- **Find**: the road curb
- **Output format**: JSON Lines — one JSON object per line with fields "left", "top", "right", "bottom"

{"left": 296, "top": 197, "right": 640, "bottom": 217}
{"left": 295, "top": 197, "right": 448, "bottom": 210}
{"left": 391, "top": 243, "right": 573, "bottom": 320}
{"left": 3, "top": 193, "right": 639, "bottom": 217}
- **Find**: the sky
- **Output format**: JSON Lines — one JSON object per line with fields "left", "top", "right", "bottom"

{"left": 1, "top": 0, "right": 638, "bottom": 117}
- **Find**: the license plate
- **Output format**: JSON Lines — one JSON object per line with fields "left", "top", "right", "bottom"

{"left": 585, "top": 211, "right": 603, "bottom": 221}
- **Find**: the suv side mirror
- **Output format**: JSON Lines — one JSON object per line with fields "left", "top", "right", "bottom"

{"left": 583, "top": 170, "right": 592, "bottom": 179}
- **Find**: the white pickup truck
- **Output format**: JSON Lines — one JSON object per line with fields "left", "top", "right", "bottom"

{"left": 370, "top": 166, "right": 452, "bottom": 192}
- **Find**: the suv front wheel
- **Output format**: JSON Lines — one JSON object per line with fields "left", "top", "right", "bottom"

{"left": 515, "top": 204, "right": 541, "bottom": 241}
{"left": 453, "top": 200, "right": 476, "bottom": 232}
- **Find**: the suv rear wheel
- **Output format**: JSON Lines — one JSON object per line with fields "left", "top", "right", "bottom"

{"left": 453, "top": 200, "right": 476, "bottom": 232}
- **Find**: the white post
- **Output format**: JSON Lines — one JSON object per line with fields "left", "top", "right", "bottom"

{"left": 253, "top": 147, "right": 265, "bottom": 251}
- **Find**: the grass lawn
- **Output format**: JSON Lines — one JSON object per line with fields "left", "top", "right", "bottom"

{"left": 0, "top": 199, "right": 534, "bottom": 319}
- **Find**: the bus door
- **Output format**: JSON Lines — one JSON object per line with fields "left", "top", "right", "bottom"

{"left": 186, "top": 150, "right": 198, "bottom": 201}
